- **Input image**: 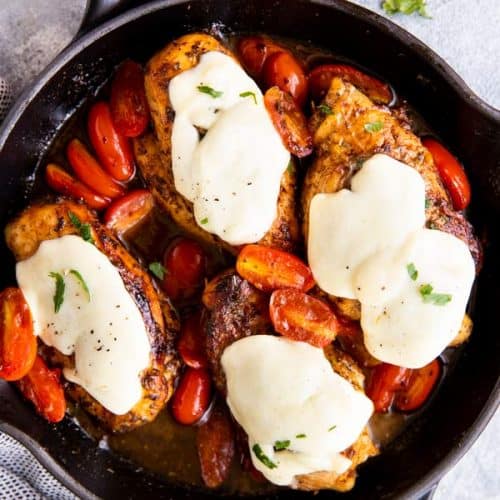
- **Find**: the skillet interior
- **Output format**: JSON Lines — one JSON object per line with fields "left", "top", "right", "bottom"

{"left": 0, "top": 0, "right": 499, "bottom": 498}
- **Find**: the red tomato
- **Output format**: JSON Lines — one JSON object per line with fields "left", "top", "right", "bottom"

{"left": 237, "top": 36, "right": 284, "bottom": 79}
{"left": 269, "top": 289, "right": 339, "bottom": 347}
{"left": 178, "top": 312, "right": 208, "bottom": 369}
{"left": 110, "top": 60, "right": 150, "bottom": 138}
{"left": 422, "top": 138, "right": 471, "bottom": 210}
{"left": 308, "top": 64, "right": 393, "bottom": 105}
{"left": 366, "top": 363, "right": 412, "bottom": 413}
{"left": 87, "top": 101, "right": 135, "bottom": 182}
{"left": 45, "top": 163, "right": 110, "bottom": 210}
{"left": 16, "top": 355, "right": 66, "bottom": 423}
{"left": 236, "top": 244, "right": 314, "bottom": 293}
{"left": 66, "top": 139, "right": 125, "bottom": 199}
{"left": 263, "top": 51, "right": 308, "bottom": 107}
{"left": 103, "top": 189, "right": 154, "bottom": 235}
{"left": 395, "top": 359, "right": 441, "bottom": 412}
{"left": 0, "top": 288, "right": 37, "bottom": 381}
{"left": 171, "top": 368, "right": 211, "bottom": 425}
{"left": 264, "top": 86, "right": 312, "bottom": 158}
{"left": 162, "top": 238, "right": 206, "bottom": 300}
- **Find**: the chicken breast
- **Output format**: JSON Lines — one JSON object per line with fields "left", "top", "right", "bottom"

{"left": 5, "top": 199, "right": 180, "bottom": 433}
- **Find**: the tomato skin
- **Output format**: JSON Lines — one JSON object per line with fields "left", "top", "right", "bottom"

{"left": 16, "top": 355, "right": 66, "bottom": 423}
{"left": 45, "top": 163, "right": 110, "bottom": 210}
{"left": 308, "top": 64, "right": 393, "bottom": 105}
{"left": 395, "top": 359, "right": 441, "bottom": 412}
{"left": 162, "top": 238, "right": 206, "bottom": 300}
{"left": 236, "top": 244, "right": 314, "bottom": 293}
{"left": 422, "top": 138, "right": 471, "bottom": 210}
{"left": 366, "top": 363, "right": 411, "bottom": 413}
{"left": 178, "top": 312, "right": 208, "bottom": 369}
{"left": 171, "top": 368, "right": 212, "bottom": 425}
{"left": 264, "top": 86, "right": 312, "bottom": 158}
{"left": 110, "top": 60, "right": 150, "bottom": 138}
{"left": 269, "top": 289, "right": 339, "bottom": 347}
{"left": 263, "top": 51, "right": 308, "bottom": 107}
{"left": 66, "top": 139, "right": 125, "bottom": 199}
{"left": 0, "top": 288, "right": 37, "bottom": 381}
{"left": 103, "top": 189, "right": 154, "bottom": 234}
{"left": 237, "top": 36, "right": 283, "bottom": 79}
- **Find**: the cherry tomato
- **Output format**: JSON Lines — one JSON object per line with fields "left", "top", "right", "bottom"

{"left": 263, "top": 51, "right": 308, "bottom": 107}
{"left": 237, "top": 36, "right": 284, "bottom": 79}
{"left": 104, "top": 189, "right": 154, "bottom": 235}
{"left": 366, "top": 363, "right": 411, "bottom": 413}
{"left": 45, "top": 163, "right": 110, "bottom": 210}
{"left": 16, "top": 355, "right": 66, "bottom": 423}
{"left": 162, "top": 238, "right": 206, "bottom": 300}
{"left": 171, "top": 367, "right": 211, "bottom": 425}
{"left": 66, "top": 139, "right": 125, "bottom": 199}
{"left": 110, "top": 60, "right": 150, "bottom": 138}
{"left": 422, "top": 138, "right": 471, "bottom": 210}
{"left": 308, "top": 64, "right": 393, "bottom": 105}
{"left": 264, "top": 86, "right": 312, "bottom": 158}
{"left": 0, "top": 288, "right": 37, "bottom": 381}
{"left": 395, "top": 359, "right": 441, "bottom": 412}
{"left": 236, "top": 244, "right": 314, "bottom": 293}
{"left": 87, "top": 101, "right": 135, "bottom": 182}
{"left": 178, "top": 312, "right": 208, "bottom": 369}
{"left": 269, "top": 289, "right": 339, "bottom": 347}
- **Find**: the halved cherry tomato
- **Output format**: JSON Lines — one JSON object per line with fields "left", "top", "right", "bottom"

{"left": 308, "top": 64, "right": 393, "bottom": 105}
{"left": 66, "top": 139, "right": 125, "bottom": 199}
{"left": 237, "top": 36, "right": 284, "bottom": 79}
{"left": 263, "top": 51, "right": 308, "bottom": 107}
{"left": 87, "top": 101, "right": 135, "bottom": 182}
{"left": 422, "top": 138, "right": 471, "bottom": 210}
{"left": 45, "top": 163, "right": 110, "bottom": 210}
{"left": 171, "top": 367, "right": 211, "bottom": 425}
{"left": 110, "top": 60, "right": 150, "bottom": 138}
{"left": 103, "top": 189, "right": 154, "bottom": 234}
{"left": 366, "top": 363, "right": 411, "bottom": 413}
{"left": 236, "top": 244, "right": 314, "bottom": 293}
{"left": 0, "top": 288, "right": 37, "bottom": 381}
{"left": 269, "top": 289, "right": 339, "bottom": 347}
{"left": 178, "top": 312, "right": 208, "bottom": 369}
{"left": 395, "top": 359, "right": 441, "bottom": 412}
{"left": 16, "top": 355, "right": 66, "bottom": 423}
{"left": 162, "top": 238, "right": 206, "bottom": 300}
{"left": 264, "top": 86, "right": 312, "bottom": 158}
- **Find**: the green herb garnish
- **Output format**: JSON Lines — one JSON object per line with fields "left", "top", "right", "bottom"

{"left": 49, "top": 272, "right": 65, "bottom": 313}
{"left": 197, "top": 84, "right": 223, "bottom": 98}
{"left": 425, "top": 198, "right": 431, "bottom": 209}
{"left": 273, "top": 440, "right": 291, "bottom": 451}
{"left": 252, "top": 444, "right": 277, "bottom": 469}
{"left": 296, "top": 433, "right": 306, "bottom": 439}
{"left": 318, "top": 104, "right": 333, "bottom": 115}
{"left": 68, "top": 211, "right": 94, "bottom": 244}
{"left": 240, "top": 91, "right": 257, "bottom": 104}
{"left": 364, "top": 121, "right": 383, "bottom": 133}
{"left": 149, "top": 262, "right": 167, "bottom": 280}
{"left": 382, "top": 0, "right": 430, "bottom": 18}
{"left": 328, "top": 425, "right": 337, "bottom": 432}
{"left": 69, "top": 269, "right": 90, "bottom": 301}
{"left": 287, "top": 161, "right": 295, "bottom": 175}
{"left": 406, "top": 263, "right": 418, "bottom": 281}
{"left": 200, "top": 217, "right": 209, "bottom": 225}
{"left": 419, "top": 284, "right": 452, "bottom": 306}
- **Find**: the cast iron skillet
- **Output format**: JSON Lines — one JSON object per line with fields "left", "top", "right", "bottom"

{"left": 0, "top": 0, "right": 498, "bottom": 498}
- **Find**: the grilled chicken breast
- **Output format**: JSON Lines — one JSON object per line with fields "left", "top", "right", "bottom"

{"left": 5, "top": 199, "right": 180, "bottom": 433}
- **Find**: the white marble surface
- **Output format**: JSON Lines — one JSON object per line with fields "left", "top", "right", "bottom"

{"left": 0, "top": 1, "right": 498, "bottom": 499}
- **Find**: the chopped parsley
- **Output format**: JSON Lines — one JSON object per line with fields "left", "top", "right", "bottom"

{"left": 68, "top": 211, "right": 94, "bottom": 244}
{"left": 406, "top": 263, "right": 418, "bottom": 281}
{"left": 200, "top": 217, "right": 209, "bottom": 225}
{"left": 419, "top": 284, "right": 452, "bottom": 306}
{"left": 287, "top": 161, "right": 295, "bottom": 175}
{"left": 49, "top": 272, "right": 65, "bottom": 313}
{"left": 252, "top": 444, "right": 277, "bottom": 469}
{"left": 328, "top": 425, "right": 337, "bottom": 432}
{"left": 273, "top": 440, "right": 290, "bottom": 451}
{"left": 425, "top": 198, "right": 431, "bottom": 209}
{"left": 69, "top": 269, "right": 90, "bottom": 301}
{"left": 296, "top": 433, "right": 306, "bottom": 439}
{"left": 364, "top": 121, "right": 383, "bottom": 133}
{"left": 197, "top": 84, "right": 223, "bottom": 98}
{"left": 149, "top": 262, "right": 167, "bottom": 280}
{"left": 382, "top": 0, "right": 430, "bottom": 18}
{"left": 240, "top": 91, "right": 257, "bottom": 104}
{"left": 318, "top": 103, "right": 333, "bottom": 115}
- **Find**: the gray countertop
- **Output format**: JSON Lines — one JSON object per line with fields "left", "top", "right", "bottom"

{"left": 0, "top": 1, "right": 498, "bottom": 499}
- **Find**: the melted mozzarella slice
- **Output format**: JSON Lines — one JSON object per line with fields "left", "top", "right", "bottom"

{"left": 169, "top": 51, "right": 290, "bottom": 245}
{"left": 16, "top": 235, "right": 150, "bottom": 415}
{"left": 222, "top": 335, "right": 373, "bottom": 486}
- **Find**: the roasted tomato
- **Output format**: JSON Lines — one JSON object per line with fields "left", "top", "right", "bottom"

{"left": 0, "top": 288, "right": 37, "bottom": 381}
{"left": 308, "top": 64, "right": 393, "bottom": 105}
{"left": 171, "top": 368, "right": 212, "bottom": 425}
{"left": 366, "top": 363, "right": 411, "bottom": 413}
{"left": 269, "top": 289, "right": 339, "bottom": 347}
{"left": 237, "top": 36, "right": 284, "bottom": 79}
{"left": 87, "top": 101, "right": 135, "bottom": 182}
{"left": 178, "top": 312, "right": 208, "bottom": 369}
{"left": 162, "top": 238, "right": 206, "bottom": 300}
{"left": 45, "top": 163, "right": 110, "bottom": 210}
{"left": 103, "top": 189, "right": 154, "bottom": 235}
{"left": 236, "top": 244, "right": 314, "bottom": 293}
{"left": 16, "top": 355, "right": 66, "bottom": 423}
{"left": 264, "top": 86, "right": 312, "bottom": 158}
{"left": 110, "top": 60, "right": 150, "bottom": 138}
{"left": 66, "top": 139, "right": 125, "bottom": 199}
{"left": 422, "top": 138, "right": 471, "bottom": 210}
{"left": 263, "top": 51, "right": 308, "bottom": 107}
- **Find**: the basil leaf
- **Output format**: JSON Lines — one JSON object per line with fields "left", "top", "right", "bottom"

{"left": 318, "top": 104, "right": 333, "bottom": 115}
{"left": 364, "top": 121, "right": 383, "bottom": 133}
{"left": 68, "top": 211, "right": 94, "bottom": 244}
{"left": 419, "top": 283, "right": 452, "bottom": 305}
{"left": 149, "top": 262, "right": 167, "bottom": 280}
{"left": 295, "top": 433, "right": 306, "bottom": 439}
{"left": 382, "top": 0, "right": 430, "bottom": 18}
{"left": 69, "top": 269, "right": 91, "bottom": 302}
{"left": 273, "top": 440, "right": 291, "bottom": 451}
{"left": 328, "top": 425, "right": 337, "bottom": 432}
{"left": 200, "top": 217, "right": 209, "bottom": 225}
{"left": 240, "top": 91, "right": 257, "bottom": 104}
{"left": 407, "top": 263, "right": 418, "bottom": 281}
{"left": 197, "top": 84, "right": 223, "bottom": 98}
{"left": 252, "top": 444, "right": 277, "bottom": 469}
{"left": 49, "top": 272, "right": 65, "bottom": 313}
